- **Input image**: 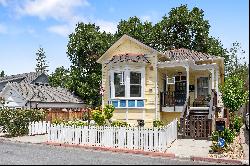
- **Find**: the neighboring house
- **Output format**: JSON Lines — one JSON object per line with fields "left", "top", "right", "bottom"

{"left": 97, "top": 34, "right": 225, "bottom": 138}
{"left": 0, "top": 82, "right": 84, "bottom": 109}
{"left": 0, "top": 72, "right": 85, "bottom": 109}
{"left": 0, "top": 72, "right": 49, "bottom": 92}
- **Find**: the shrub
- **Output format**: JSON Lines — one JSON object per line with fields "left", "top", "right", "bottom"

{"left": 0, "top": 109, "right": 45, "bottom": 137}
{"left": 210, "top": 128, "right": 236, "bottom": 152}
{"left": 220, "top": 75, "right": 249, "bottom": 112}
{"left": 103, "top": 105, "right": 115, "bottom": 120}
{"left": 111, "top": 121, "right": 129, "bottom": 127}
{"left": 92, "top": 109, "right": 105, "bottom": 126}
{"left": 232, "top": 115, "right": 243, "bottom": 133}
{"left": 153, "top": 120, "right": 164, "bottom": 128}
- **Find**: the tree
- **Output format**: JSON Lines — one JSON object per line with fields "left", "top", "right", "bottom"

{"left": 225, "top": 42, "right": 248, "bottom": 80}
{"left": 66, "top": 23, "right": 115, "bottom": 107}
{"left": 220, "top": 75, "right": 249, "bottom": 112}
{"left": 35, "top": 47, "right": 49, "bottom": 73}
{"left": 0, "top": 70, "right": 5, "bottom": 77}
{"left": 48, "top": 66, "right": 70, "bottom": 88}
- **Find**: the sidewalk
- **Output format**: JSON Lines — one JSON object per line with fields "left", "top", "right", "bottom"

{"left": 239, "top": 125, "right": 249, "bottom": 161}
{"left": 0, "top": 133, "right": 47, "bottom": 144}
{"left": 165, "top": 139, "right": 211, "bottom": 158}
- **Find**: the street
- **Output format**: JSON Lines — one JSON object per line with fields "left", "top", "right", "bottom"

{"left": 0, "top": 140, "right": 219, "bottom": 165}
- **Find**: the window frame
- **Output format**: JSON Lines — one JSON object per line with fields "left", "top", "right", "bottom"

{"left": 195, "top": 75, "right": 211, "bottom": 98}
{"left": 110, "top": 66, "right": 145, "bottom": 100}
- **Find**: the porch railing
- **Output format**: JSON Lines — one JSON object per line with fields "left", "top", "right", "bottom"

{"left": 160, "top": 91, "right": 186, "bottom": 109}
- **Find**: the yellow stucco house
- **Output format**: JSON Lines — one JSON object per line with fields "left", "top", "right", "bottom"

{"left": 97, "top": 34, "right": 225, "bottom": 135}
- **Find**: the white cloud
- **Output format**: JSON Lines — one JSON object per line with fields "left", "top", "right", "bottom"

{"left": 17, "top": 0, "right": 90, "bottom": 22}
{"left": 96, "top": 20, "right": 117, "bottom": 34}
{"left": 0, "top": 23, "right": 7, "bottom": 34}
{"left": 47, "top": 24, "right": 72, "bottom": 37}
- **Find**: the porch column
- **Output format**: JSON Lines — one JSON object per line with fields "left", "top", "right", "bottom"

{"left": 215, "top": 67, "right": 219, "bottom": 94}
{"left": 185, "top": 66, "right": 189, "bottom": 100}
{"left": 210, "top": 68, "right": 215, "bottom": 90}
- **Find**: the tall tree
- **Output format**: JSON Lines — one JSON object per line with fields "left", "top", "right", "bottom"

{"left": 48, "top": 66, "right": 70, "bottom": 88}
{"left": 35, "top": 47, "right": 49, "bottom": 73}
{"left": 66, "top": 23, "right": 115, "bottom": 107}
{"left": 0, "top": 70, "right": 5, "bottom": 77}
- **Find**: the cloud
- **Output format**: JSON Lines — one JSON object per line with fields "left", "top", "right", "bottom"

{"left": 17, "top": 0, "right": 90, "bottom": 22}
{"left": 0, "top": 23, "right": 7, "bottom": 34}
{"left": 96, "top": 20, "right": 117, "bottom": 34}
{"left": 47, "top": 24, "right": 72, "bottom": 37}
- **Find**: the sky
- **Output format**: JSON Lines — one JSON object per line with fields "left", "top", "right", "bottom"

{"left": 0, "top": 0, "right": 249, "bottom": 75}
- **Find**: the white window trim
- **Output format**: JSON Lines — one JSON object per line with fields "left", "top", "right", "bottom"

{"left": 109, "top": 65, "right": 145, "bottom": 100}
{"left": 195, "top": 74, "right": 211, "bottom": 98}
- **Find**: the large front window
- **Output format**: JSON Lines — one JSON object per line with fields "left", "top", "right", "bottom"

{"left": 110, "top": 67, "right": 145, "bottom": 108}
{"left": 197, "top": 77, "right": 209, "bottom": 97}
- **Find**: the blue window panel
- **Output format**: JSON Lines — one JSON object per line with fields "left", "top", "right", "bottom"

{"left": 120, "top": 100, "right": 126, "bottom": 107}
{"left": 137, "top": 100, "right": 144, "bottom": 107}
{"left": 112, "top": 100, "right": 118, "bottom": 107}
{"left": 128, "top": 100, "right": 135, "bottom": 107}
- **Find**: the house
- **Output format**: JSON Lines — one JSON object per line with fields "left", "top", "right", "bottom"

{"left": 0, "top": 72, "right": 85, "bottom": 110}
{"left": 0, "top": 72, "right": 49, "bottom": 92}
{"left": 97, "top": 34, "right": 225, "bottom": 138}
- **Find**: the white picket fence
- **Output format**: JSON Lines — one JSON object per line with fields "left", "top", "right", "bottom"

{"left": 47, "top": 119, "right": 178, "bottom": 152}
{"left": 28, "top": 121, "right": 50, "bottom": 136}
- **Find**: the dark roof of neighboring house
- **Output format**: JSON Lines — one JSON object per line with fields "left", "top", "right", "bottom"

{"left": 164, "top": 48, "right": 218, "bottom": 61}
{"left": 104, "top": 53, "right": 150, "bottom": 68}
{"left": 0, "top": 72, "right": 43, "bottom": 84}
{"left": 6, "top": 82, "right": 83, "bottom": 103}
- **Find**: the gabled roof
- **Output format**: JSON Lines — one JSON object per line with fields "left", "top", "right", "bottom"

{"left": 3, "top": 82, "right": 83, "bottom": 103}
{"left": 97, "top": 34, "right": 165, "bottom": 64}
{"left": 0, "top": 72, "right": 44, "bottom": 84}
{"left": 163, "top": 48, "right": 220, "bottom": 62}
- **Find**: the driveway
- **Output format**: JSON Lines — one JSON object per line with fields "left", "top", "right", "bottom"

{"left": 0, "top": 140, "right": 220, "bottom": 165}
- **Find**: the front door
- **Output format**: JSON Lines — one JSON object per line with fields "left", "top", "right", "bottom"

{"left": 175, "top": 75, "right": 186, "bottom": 106}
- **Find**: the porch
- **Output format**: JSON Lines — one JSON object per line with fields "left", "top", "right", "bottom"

{"left": 158, "top": 60, "right": 220, "bottom": 138}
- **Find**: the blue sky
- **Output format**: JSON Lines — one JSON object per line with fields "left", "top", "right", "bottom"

{"left": 0, "top": 0, "right": 249, "bottom": 75}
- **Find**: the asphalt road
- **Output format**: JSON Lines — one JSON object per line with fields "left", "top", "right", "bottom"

{"left": 0, "top": 140, "right": 219, "bottom": 165}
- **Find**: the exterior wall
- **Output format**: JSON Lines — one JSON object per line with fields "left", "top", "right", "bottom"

{"left": 101, "top": 39, "right": 158, "bottom": 127}
{"left": 160, "top": 112, "right": 181, "bottom": 123}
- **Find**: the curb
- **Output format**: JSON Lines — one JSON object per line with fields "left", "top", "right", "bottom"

{"left": 44, "top": 142, "right": 175, "bottom": 158}
{"left": 44, "top": 142, "right": 247, "bottom": 165}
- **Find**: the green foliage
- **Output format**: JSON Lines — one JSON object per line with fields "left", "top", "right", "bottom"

{"left": 220, "top": 75, "right": 249, "bottom": 112}
{"left": 103, "top": 105, "right": 115, "bottom": 120}
{"left": 48, "top": 66, "right": 70, "bottom": 88}
{"left": 92, "top": 109, "right": 105, "bottom": 126}
{"left": 211, "top": 128, "right": 236, "bottom": 152}
{"left": 52, "top": 119, "right": 88, "bottom": 127}
{"left": 229, "top": 114, "right": 243, "bottom": 133}
{"left": 111, "top": 121, "right": 129, "bottom": 127}
{"left": 153, "top": 120, "right": 164, "bottom": 128}
{"left": 0, "top": 70, "right": 5, "bottom": 77}
{"left": 0, "top": 109, "right": 45, "bottom": 137}
{"left": 35, "top": 47, "right": 49, "bottom": 74}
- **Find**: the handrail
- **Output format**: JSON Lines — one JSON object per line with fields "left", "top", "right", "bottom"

{"left": 208, "top": 89, "right": 217, "bottom": 119}
{"left": 180, "top": 96, "right": 190, "bottom": 119}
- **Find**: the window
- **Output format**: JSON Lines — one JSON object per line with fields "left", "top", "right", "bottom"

{"left": 197, "top": 77, "right": 209, "bottom": 97}
{"left": 110, "top": 68, "right": 144, "bottom": 99}
{"left": 114, "top": 72, "right": 125, "bottom": 97}
{"left": 130, "top": 72, "right": 141, "bottom": 97}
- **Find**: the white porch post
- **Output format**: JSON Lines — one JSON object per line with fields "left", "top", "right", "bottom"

{"left": 215, "top": 67, "right": 219, "bottom": 93}
{"left": 211, "top": 68, "right": 215, "bottom": 90}
{"left": 185, "top": 66, "right": 189, "bottom": 100}
{"left": 154, "top": 53, "right": 158, "bottom": 120}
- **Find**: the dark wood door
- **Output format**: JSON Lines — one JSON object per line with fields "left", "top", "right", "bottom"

{"left": 175, "top": 80, "right": 186, "bottom": 106}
